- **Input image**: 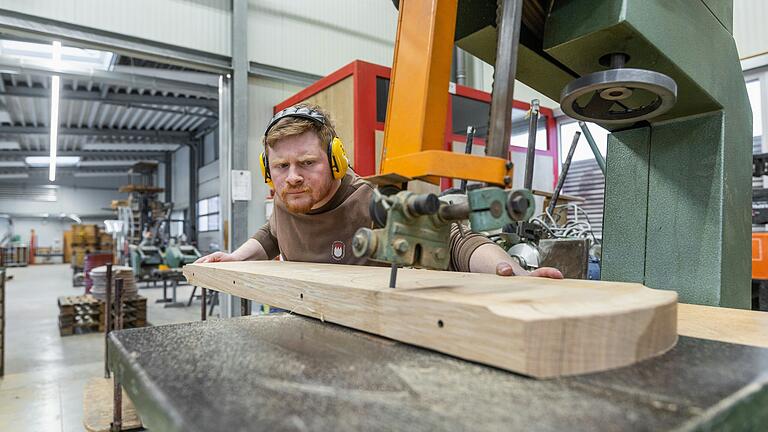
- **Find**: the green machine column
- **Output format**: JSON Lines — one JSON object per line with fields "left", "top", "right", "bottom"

{"left": 454, "top": 0, "right": 751, "bottom": 307}
{"left": 543, "top": 0, "right": 751, "bottom": 308}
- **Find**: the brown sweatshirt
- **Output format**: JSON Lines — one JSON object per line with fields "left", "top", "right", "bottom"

{"left": 252, "top": 172, "right": 492, "bottom": 271}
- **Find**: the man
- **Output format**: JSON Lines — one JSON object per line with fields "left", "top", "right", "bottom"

{"left": 196, "top": 104, "right": 562, "bottom": 279}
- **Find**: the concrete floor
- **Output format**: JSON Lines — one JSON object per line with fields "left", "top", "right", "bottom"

{"left": 1, "top": 264, "right": 212, "bottom": 431}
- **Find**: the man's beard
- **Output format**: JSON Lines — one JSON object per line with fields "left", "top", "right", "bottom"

{"left": 280, "top": 186, "right": 314, "bottom": 213}
{"left": 279, "top": 180, "right": 332, "bottom": 214}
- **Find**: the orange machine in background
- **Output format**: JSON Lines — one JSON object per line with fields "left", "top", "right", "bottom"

{"left": 752, "top": 232, "right": 768, "bottom": 279}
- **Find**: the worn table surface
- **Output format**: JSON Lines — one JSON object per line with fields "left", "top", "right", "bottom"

{"left": 109, "top": 315, "right": 768, "bottom": 432}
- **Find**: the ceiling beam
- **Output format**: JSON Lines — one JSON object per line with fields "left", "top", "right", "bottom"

{"left": 0, "top": 125, "right": 192, "bottom": 140}
{"left": 0, "top": 167, "right": 129, "bottom": 174}
{"left": 0, "top": 58, "right": 219, "bottom": 98}
{"left": 0, "top": 85, "right": 218, "bottom": 111}
{"left": 0, "top": 150, "right": 167, "bottom": 158}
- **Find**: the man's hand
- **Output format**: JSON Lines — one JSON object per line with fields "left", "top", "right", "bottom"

{"left": 469, "top": 243, "right": 564, "bottom": 279}
{"left": 495, "top": 262, "right": 563, "bottom": 279}
{"left": 194, "top": 252, "right": 238, "bottom": 264}
{"left": 194, "top": 239, "right": 271, "bottom": 263}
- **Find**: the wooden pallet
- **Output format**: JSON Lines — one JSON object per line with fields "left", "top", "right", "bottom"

{"left": 58, "top": 294, "right": 147, "bottom": 336}
{"left": 98, "top": 298, "right": 147, "bottom": 332}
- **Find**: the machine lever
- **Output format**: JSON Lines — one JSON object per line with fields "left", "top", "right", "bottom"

{"left": 523, "top": 99, "right": 540, "bottom": 190}
{"left": 548, "top": 131, "right": 581, "bottom": 216}
{"left": 578, "top": 122, "right": 606, "bottom": 176}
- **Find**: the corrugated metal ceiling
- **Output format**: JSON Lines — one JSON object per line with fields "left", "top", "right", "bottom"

{"left": 0, "top": 61, "right": 218, "bottom": 176}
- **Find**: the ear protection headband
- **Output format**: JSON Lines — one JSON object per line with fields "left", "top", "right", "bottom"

{"left": 259, "top": 106, "right": 349, "bottom": 189}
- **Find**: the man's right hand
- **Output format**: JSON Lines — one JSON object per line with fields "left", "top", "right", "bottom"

{"left": 194, "top": 252, "right": 238, "bottom": 264}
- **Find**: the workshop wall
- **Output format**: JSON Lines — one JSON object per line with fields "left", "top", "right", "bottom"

{"left": 172, "top": 146, "right": 190, "bottom": 211}
{"left": 0, "top": 185, "right": 121, "bottom": 246}
{"left": 12, "top": 218, "right": 66, "bottom": 247}
{"left": 0, "top": 185, "right": 119, "bottom": 216}
{"left": 734, "top": 0, "right": 768, "bottom": 59}
{"left": 0, "top": 0, "right": 231, "bottom": 56}
{"left": 477, "top": 62, "right": 559, "bottom": 109}
{"left": 247, "top": 0, "right": 398, "bottom": 76}
{"left": 197, "top": 160, "right": 220, "bottom": 253}
{"left": 198, "top": 162, "right": 219, "bottom": 200}
{"left": 11, "top": 217, "right": 102, "bottom": 248}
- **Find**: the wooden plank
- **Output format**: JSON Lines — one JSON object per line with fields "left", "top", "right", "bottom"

{"left": 83, "top": 377, "right": 142, "bottom": 432}
{"left": 677, "top": 303, "right": 768, "bottom": 348}
{"left": 184, "top": 262, "right": 678, "bottom": 378}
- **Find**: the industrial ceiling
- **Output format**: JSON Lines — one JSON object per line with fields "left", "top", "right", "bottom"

{"left": 0, "top": 40, "right": 219, "bottom": 180}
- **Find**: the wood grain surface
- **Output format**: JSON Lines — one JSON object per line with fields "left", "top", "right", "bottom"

{"left": 184, "top": 261, "right": 678, "bottom": 378}
{"left": 83, "top": 377, "right": 142, "bottom": 432}
{"left": 678, "top": 303, "right": 768, "bottom": 347}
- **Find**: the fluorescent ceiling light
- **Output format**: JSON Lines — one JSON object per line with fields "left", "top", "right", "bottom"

{"left": 79, "top": 160, "right": 143, "bottom": 167}
{"left": 0, "top": 141, "right": 20, "bottom": 150}
{"left": 73, "top": 171, "right": 128, "bottom": 178}
{"left": 82, "top": 143, "right": 180, "bottom": 151}
{"left": 0, "top": 173, "right": 29, "bottom": 179}
{"left": 0, "top": 40, "right": 115, "bottom": 71}
{"left": 26, "top": 156, "right": 80, "bottom": 167}
{"left": 0, "top": 161, "right": 26, "bottom": 167}
{"left": 49, "top": 40, "right": 61, "bottom": 182}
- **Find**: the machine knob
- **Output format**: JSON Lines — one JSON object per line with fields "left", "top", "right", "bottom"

{"left": 507, "top": 189, "right": 535, "bottom": 221}
{"left": 352, "top": 228, "right": 377, "bottom": 258}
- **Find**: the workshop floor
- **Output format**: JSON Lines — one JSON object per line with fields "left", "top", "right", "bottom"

{"left": 1, "top": 264, "right": 210, "bottom": 432}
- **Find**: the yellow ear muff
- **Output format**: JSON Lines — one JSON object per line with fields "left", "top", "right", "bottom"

{"left": 328, "top": 136, "right": 349, "bottom": 180}
{"left": 259, "top": 152, "right": 274, "bottom": 189}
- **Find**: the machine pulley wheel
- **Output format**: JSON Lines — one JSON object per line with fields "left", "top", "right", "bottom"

{"left": 560, "top": 68, "right": 677, "bottom": 125}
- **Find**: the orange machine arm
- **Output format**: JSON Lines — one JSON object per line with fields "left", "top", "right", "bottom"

{"left": 370, "top": 0, "right": 511, "bottom": 187}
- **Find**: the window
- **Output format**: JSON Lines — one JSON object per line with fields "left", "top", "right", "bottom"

{"left": 376, "top": 77, "right": 390, "bottom": 123}
{"left": 451, "top": 95, "right": 490, "bottom": 138}
{"left": 170, "top": 210, "right": 185, "bottom": 238}
{"left": 509, "top": 107, "right": 548, "bottom": 150}
{"left": 747, "top": 80, "right": 762, "bottom": 155}
{"left": 197, "top": 196, "right": 219, "bottom": 233}
{"left": 557, "top": 121, "right": 608, "bottom": 164}
{"left": 450, "top": 96, "right": 547, "bottom": 149}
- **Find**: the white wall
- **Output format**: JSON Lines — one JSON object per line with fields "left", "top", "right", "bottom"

{"left": 735, "top": 0, "right": 768, "bottom": 60}
{"left": 478, "top": 61, "right": 559, "bottom": 109}
{"left": 198, "top": 160, "right": 219, "bottom": 199}
{"left": 196, "top": 160, "right": 220, "bottom": 253}
{"left": 0, "top": 185, "right": 121, "bottom": 246}
{"left": 172, "top": 146, "right": 190, "bottom": 211}
{"left": 0, "top": 185, "right": 120, "bottom": 216}
{"left": 1, "top": 0, "right": 231, "bottom": 56}
{"left": 247, "top": 0, "right": 398, "bottom": 76}
{"left": 10, "top": 217, "right": 101, "bottom": 248}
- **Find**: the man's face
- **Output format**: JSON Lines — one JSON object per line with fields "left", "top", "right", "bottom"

{"left": 268, "top": 131, "right": 334, "bottom": 214}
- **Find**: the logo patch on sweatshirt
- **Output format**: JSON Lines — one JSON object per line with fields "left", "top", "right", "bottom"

{"left": 331, "top": 241, "right": 345, "bottom": 261}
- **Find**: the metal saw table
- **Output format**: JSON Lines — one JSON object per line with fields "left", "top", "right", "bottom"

{"left": 108, "top": 314, "right": 768, "bottom": 431}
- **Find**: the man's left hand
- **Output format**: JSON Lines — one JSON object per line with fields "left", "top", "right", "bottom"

{"left": 495, "top": 262, "right": 563, "bottom": 279}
